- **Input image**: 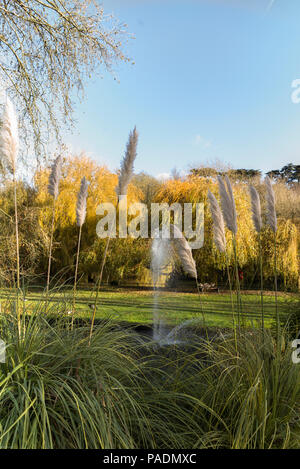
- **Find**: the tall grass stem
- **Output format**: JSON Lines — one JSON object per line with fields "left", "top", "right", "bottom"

{"left": 72, "top": 225, "right": 82, "bottom": 329}
{"left": 89, "top": 209, "right": 117, "bottom": 343}
{"left": 258, "top": 234, "right": 264, "bottom": 334}
{"left": 46, "top": 199, "right": 56, "bottom": 298}
{"left": 225, "top": 252, "right": 237, "bottom": 352}
{"left": 232, "top": 236, "right": 242, "bottom": 327}
{"left": 13, "top": 174, "right": 21, "bottom": 336}
{"left": 274, "top": 233, "right": 279, "bottom": 345}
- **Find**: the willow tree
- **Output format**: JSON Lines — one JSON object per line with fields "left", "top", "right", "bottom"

{"left": 155, "top": 176, "right": 299, "bottom": 290}
{"left": 0, "top": 0, "right": 131, "bottom": 161}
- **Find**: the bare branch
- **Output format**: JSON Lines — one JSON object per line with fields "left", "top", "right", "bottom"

{"left": 0, "top": 0, "right": 131, "bottom": 164}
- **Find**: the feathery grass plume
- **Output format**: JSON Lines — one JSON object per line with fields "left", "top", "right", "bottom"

{"left": 46, "top": 155, "right": 62, "bottom": 296}
{"left": 72, "top": 177, "right": 89, "bottom": 328}
{"left": 217, "top": 175, "right": 237, "bottom": 235}
{"left": 225, "top": 175, "right": 238, "bottom": 235}
{"left": 265, "top": 176, "right": 277, "bottom": 233}
{"left": 0, "top": 96, "right": 21, "bottom": 334}
{"left": 116, "top": 126, "right": 138, "bottom": 196}
{"left": 207, "top": 190, "right": 226, "bottom": 253}
{"left": 171, "top": 225, "right": 197, "bottom": 279}
{"left": 0, "top": 97, "right": 19, "bottom": 174}
{"left": 76, "top": 176, "right": 88, "bottom": 227}
{"left": 249, "top": 185, "right": 264, "bottom": 334}
{"left": 249, "top": 185, "right": 262, "bottom": 233}
{"left": 48, "top": 155, "right": 62, "bottom": 200}
{"left": 90, "top": 127, "right": 139, "bottom": 342}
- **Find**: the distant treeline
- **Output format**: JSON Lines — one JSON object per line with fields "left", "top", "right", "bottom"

{"left": 190, "top": 163, "right": 300, "bottom": 185}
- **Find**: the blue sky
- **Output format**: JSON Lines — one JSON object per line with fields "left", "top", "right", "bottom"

{"left": 66, "top": 0, "right": 300, "bottom": 178}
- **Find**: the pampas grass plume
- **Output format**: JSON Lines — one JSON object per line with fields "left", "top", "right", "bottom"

{"left": 48, "top": 155, "right": 62, "bottom": 200}
{"left": 249, "top": 185, "right": 262, "bottom": 233}
{"left": 76, "top": 177, "right": 88, "bottom": 227}
{"left": 171, "top": 225, "right": 197, "bottom": 280}
{"left": 116, "top": 127, "right": 138, "bottom": 196}
{"left": 0, "top": 97, "right": 19, "bottom": 174}
{"left": 265, "top": 176, "right": 277, "bottom": 233}
{"left": 225, "top": 175, "right": 237, "bottom": 234}
{"left": 207, "top": 190, "right": 226, "bottom": 252}
{"left": 217, "top": 175, "right": 237, "bottom": 235}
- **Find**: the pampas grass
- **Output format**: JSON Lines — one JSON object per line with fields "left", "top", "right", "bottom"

{"left": 116, "top": 127, "right": 138, "bottom": 197}
{"left": 207, "top": 190, "right": 226, "bottom": 253}
{"left": 90, "top": 127, "right": 138, "bottom": 342}
{"left": 218, "top": 175, "right": 241, "bottom": 326}
{"left": 265, "top": 176, "right": 279, "bottom": 342}
{"left": 249, "top": 185, "right": 264, "bottom": 333}
{"left": 217, "top": 175, "right": 237, "bottom": 235}
{"left": 265, "top": 176, "right": 277, "bottom": 234}
{"left": 72, "top": 177, "right": 88, "bottom": 328}
{"left": 224, "top": 175, "right": 238, "bottom": 235}
{"left": 171, "top": 225, "right": 197, "bottom": 280}
{"left": 48, "top": 155, "right": 62, "bottom": 200}
{"left": 207, "top": 190, "right": 236, "bottom": 346}
{"left": 249, "top": 185, "right": 262, "bottom": 233}
{"left": 0, "top": 97, "right": 21, "bottom": 334}
{"left": 0, "top": 97, "right": 19, "bottom": 175}
{"left": 46, "top": 155, "right": 62, "bottom": 295}
{"left": 76, "top": 176, "right": 88, "bottom": 228}
{"left": 0, "top": 98, "right": 20, "bottom": 288}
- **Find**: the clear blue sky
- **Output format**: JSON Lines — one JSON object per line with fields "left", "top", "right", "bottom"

{"left": 66, "top": 0, "right": 300, "bottom": 178}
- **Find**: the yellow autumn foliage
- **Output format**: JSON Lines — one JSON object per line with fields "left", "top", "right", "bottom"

{"left": 35, "top": 153, "right": 142, "bottom": 230}
{"left": 28, "top": 155, "right": 299, "bottom": 289}
{"left": 155, "top": 175, "right": 299, "bottom": 288}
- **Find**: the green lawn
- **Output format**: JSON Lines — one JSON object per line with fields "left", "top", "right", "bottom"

{"left": 0, "top": 286, "right": 297, "bottom": 329}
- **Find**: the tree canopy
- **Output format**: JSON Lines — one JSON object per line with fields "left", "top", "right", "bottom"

{"left": 190, "top": 167, "right": 261, "bottom": 182}
{"left": 0, "top": 0, "right": 130, "bottom": 162}
{"left": 267, "top": 163, "right": 300, "bottom": 184}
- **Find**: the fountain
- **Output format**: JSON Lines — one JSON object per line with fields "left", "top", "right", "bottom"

{"left": 151, "top": 230, "right": 173, "bottom": 343}
{"left": 151, "top": 226, "right": 203, "bottom": 345}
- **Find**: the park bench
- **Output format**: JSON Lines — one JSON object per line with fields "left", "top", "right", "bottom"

{"left": 198, "top": 283, "right": 220, "bottom": 293}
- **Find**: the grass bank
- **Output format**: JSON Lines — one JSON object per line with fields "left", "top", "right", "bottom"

{"left": 0, "top": 307, "right": 300, "bottom": 449}
{"left": 0, "top": 287, "right": 297, "bottom": 329}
